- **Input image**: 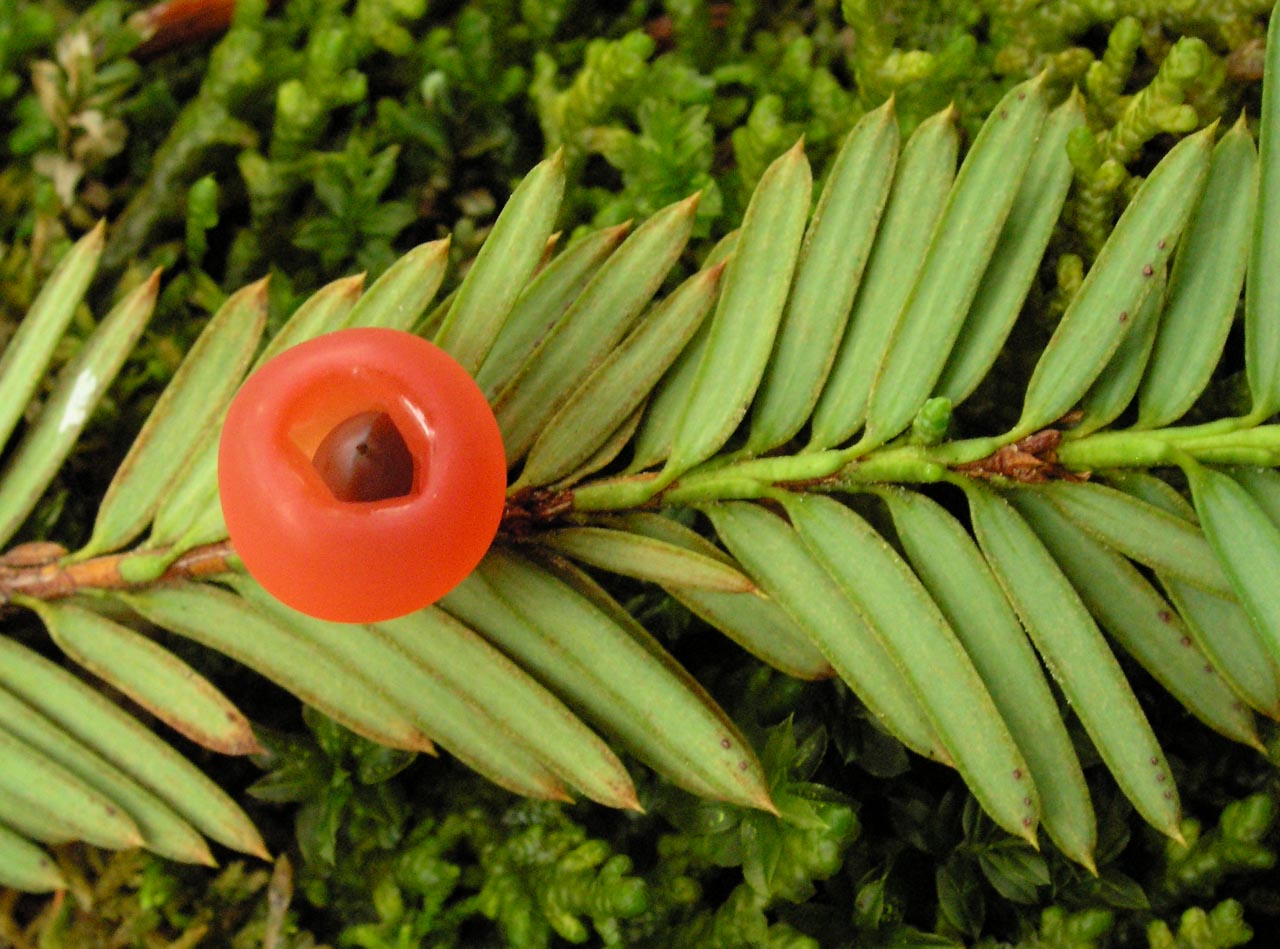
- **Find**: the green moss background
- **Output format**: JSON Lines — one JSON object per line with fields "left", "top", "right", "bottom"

{"left": 2, "top": 1, "right": 1280, "bottom": 945}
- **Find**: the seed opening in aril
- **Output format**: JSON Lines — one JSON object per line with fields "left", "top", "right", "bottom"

{"left": 311, "top": 410, "right": 416, "bottom": 503}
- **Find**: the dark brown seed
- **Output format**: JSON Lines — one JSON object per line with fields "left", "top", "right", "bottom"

{"left": 312, "top": 411, "right": 415, "bottom": 503}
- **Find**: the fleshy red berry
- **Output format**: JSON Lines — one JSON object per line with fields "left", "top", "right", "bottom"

{"left": 218, "top": 327, "right": 506, "bottom": 623}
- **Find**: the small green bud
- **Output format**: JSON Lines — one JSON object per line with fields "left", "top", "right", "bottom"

{"left": 912, "top": 397, "right": 951, "bottom": 445}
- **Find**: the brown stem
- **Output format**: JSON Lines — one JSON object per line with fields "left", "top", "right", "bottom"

{"left": 129, "top": 0, "right": 286, "bottom": 60}
{"left": 953, "top": 429, "right": 1089, "bottom": 484}
{"left": 1, "top": 494, "right": 589, "bottom": 605}
{"left": 1, "top": 541, "right": 237, "bottom": 607}
{"left": 130, "top": 0, "right": 240, "bottom": 59}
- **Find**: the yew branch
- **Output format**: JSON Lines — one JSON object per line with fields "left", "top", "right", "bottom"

{"left": 0, "top": 541, "right": 237, "bottom": 606}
